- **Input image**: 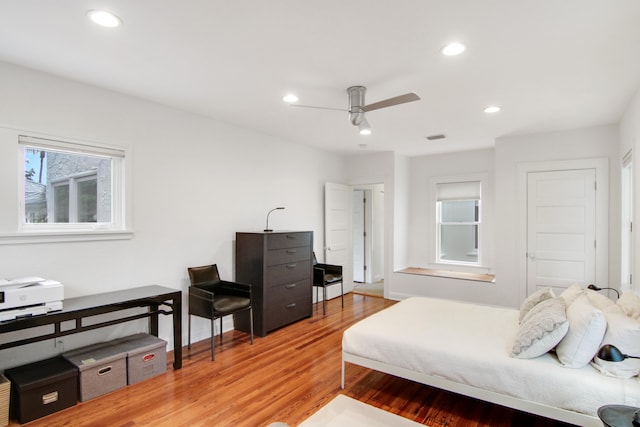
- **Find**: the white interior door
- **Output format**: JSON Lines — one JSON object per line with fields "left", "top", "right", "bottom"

{"left": 526, "top": 169, "right": 596, "bottom": 295}
{"left": 324, "top": 182, "right": 352, "bottom": 299}
{"left": 352, "top": 190, "right": 365, "bottom": 282}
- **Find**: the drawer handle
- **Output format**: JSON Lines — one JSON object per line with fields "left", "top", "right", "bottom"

{"left": 286, "top": 249, "right": 297, "bottom": 254}
{"left": 286, "top": 263, "right": 297, "bottom": 269}
{"left": 286, "top": 303, "right": 297, "bottom": 309}
{"left": 285, "top": 283, "right": 297, "bottom": 289}
{"left": 42, "top": 391, "right": 59, "bottom": 405}
{"left": 98, "top": 366, "right": 112, "bottom": 376}
{"left": 286, "top": 235, "right": 296, "bottom": 239}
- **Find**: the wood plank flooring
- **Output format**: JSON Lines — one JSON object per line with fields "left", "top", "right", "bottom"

{"left": 9, "top": 294, "right": 577, "bottom": 427}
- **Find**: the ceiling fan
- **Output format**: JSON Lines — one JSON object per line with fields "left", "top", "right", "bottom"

{"left": 291, "top": 86, "right": 420, "bottom": 134}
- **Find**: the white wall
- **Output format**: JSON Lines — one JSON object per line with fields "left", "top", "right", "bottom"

{"left": 620, "top": 87, "right": 640, "bottom": 293}
{"left": 392, "top": 149, "right": 497, "bottom": 304}
{"left": 0, "top": 61, "right": 346, "bottom": 369}
{"left": 494, "top": 125, "right": 620, "bottom": 307}
{"left": 345, "top": 151, "right": 396, "bottom": 298}
{"left": 390, "top": 127, "right": 619, "bottom": 308}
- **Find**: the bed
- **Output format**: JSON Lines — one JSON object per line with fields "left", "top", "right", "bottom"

{"left": 341, "top": 296, "right": 640, "bottom": 427}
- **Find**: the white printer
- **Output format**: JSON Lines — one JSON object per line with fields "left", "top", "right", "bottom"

{"left": 0, "top": 277, "right": 64, "bottom": 321}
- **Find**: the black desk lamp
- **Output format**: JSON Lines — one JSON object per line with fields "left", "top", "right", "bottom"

{"left": 597, "top": 344, "right": 640, "bottom": 362}
{"left": 587, "top": 284, "right": 620, "bottom": 298}
{"left": 596, "top": 344, "right": 640, "bottom": 426}
{"left": 264, "top": 207, "right": 285, "bottom": 232}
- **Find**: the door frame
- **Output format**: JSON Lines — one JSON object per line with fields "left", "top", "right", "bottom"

{"left": 517, "top": 158, "right": 609, "bottom": 302}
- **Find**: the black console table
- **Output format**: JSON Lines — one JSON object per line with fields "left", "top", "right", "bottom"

{"left": 0, "top": 285, "right": 182, "bottom": 369}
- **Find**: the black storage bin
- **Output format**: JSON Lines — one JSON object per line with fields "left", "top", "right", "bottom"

{"left": 4, "top": 357, "right": 78, "bottom": 424}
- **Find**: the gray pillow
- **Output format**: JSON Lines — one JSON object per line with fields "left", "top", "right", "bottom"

{"left": 519, "top": 287, "right": 555, "bottom": 323}
{"left": 512, "top": 297, "right": 568, "bottom": 359}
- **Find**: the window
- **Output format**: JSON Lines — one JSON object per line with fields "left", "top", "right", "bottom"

{"left": 436, "top": 181, "right": 481, "bottom": 265}
{"left": 19, "top": 135, "right": 127, "bottom": 235}
{"left": 429, "top": 175, "right": 489, "bottom": 270}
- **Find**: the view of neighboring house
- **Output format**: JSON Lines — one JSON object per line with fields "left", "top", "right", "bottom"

{"left": 23, "top": 150, "right": 112, "bottom": 224}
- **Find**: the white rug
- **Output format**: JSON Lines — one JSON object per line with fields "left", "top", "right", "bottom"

{"left": 298, "top": 395, "right": 424, "bottom": 427}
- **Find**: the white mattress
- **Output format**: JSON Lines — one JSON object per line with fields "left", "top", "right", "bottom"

{"left": 342, "top": 297, "right": 640, "bottom": 417}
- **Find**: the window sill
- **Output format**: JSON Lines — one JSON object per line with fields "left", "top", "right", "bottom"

{"left": 0, "top": 229, "right": 134, "bottom": 245}
{"left": 397, "top": 267, "right": 495, "bottom": 283}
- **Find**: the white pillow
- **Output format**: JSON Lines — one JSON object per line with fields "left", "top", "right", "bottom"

{"left": 511, "top": 297, "right": 568, "bottom": 359}
{"left": 586, "top": 289, "right": 617, "bottom": 311}
{"left": 592, "top": 310, "right": 640, "bottom": 378}
{"left": 519, "top": 287, "right": 555, "bottom": 323}
{"left": 617, "top": 291, "right": 640, "bottom": 320}
{"left": 556, "top": 294, "right": 607, "bottom": 368}
{"left": 560, "top": 283, "right": 583, "bottom": 307}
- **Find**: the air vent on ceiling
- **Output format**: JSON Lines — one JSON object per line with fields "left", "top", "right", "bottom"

{"left": 426, "top": 134, "right": 446, "bottom": 141}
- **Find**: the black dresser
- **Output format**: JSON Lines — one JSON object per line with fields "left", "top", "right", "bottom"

{"left": 235, "top": 231, "right": 313, "bottom": 336}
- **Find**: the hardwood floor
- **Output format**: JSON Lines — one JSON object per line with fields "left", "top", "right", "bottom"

{"left": 9, "top": 294, "right": 577, "bottom": 427}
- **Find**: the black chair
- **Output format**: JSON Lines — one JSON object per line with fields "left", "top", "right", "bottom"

{"left": 312, "top": 252, "right": 343, "bottom": 315}
{"left": 187, "top": 264, "right": 253, "bottom": 361}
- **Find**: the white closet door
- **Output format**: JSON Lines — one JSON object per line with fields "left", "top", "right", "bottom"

{"left": 526, "top": 169, "right": 596, "bottom": 296}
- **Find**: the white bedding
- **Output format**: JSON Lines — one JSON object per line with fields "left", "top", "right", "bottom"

{"left": 342, "top": 297, "right": 640, "bottom": 417}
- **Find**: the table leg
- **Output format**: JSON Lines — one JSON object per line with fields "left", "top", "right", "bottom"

{"left": 172, "top": 293, "right": 182, "bottom": 369}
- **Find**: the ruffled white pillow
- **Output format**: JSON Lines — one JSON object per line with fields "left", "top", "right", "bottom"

{"left": 586, "top": 289, "right": 617, "bottom": 311}
{"left": 519, "top": 287, "right": 555, "bottom": 323}
{"left": 560, "top": 283, "right": 583, "bottom": 307}
{"left": 512, "top": 297, "right": 568, "bottom": 359}
{"left": 556, "top": 294, "right": 607, "bottom": 368}
{"left": 617, "top": 291, "right": 640, "bottom": 320}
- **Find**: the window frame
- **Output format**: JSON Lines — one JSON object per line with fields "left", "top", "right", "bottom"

{"left": 429, "top": 173, "right": 489, "bottom": 273}
{"left": 0, "top": 133, "right": 133, "bottom": 244}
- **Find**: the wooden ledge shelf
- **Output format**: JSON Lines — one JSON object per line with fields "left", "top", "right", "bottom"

{"left": 398, "top": 267, "right": 495, "bottom": 283}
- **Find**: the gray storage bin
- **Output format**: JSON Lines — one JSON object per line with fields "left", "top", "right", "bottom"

{"left": 63, "top": 342, "right": 127, "bottom": 401}
{"left": 112, "top": 333, "right": 167, "bottom": 384}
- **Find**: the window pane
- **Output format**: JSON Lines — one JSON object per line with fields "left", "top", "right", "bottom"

{"left": 440, "top": 224, "right": 478, "bottom": 263}
{"left": 77, "top": 178, "right": 98, "bottom": 222}
{"left": 24, "top": 148, "right": 111, "bottom": 224}
{"left": 441, "top": 200, "right": 478, "bottom": 222}
{"left": 54, "top": 184, "right": 69, "bottom": 222}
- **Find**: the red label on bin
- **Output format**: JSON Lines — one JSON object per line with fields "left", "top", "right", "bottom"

{"left": 143, "top": 353, "right": 155, "bottom": 362}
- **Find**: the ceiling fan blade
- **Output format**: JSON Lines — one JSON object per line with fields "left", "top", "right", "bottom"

{"left": 362, "top": 92, "right": 420, "bottom": 112}
{"left": 289, "top": 104, "right": 347, "bottom": 112}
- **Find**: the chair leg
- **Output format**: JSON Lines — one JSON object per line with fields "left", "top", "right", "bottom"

{"left": 220, "top": 317, "right": 223, "bottom": 345}
{"left": 188, "top": 314, "right": 192, "bottom": 349}
{"left": 323, "top": 286, "right": 327, "bottom": 315}
{"left": 340, "top": 282, "right": 344, "bottom": 308}
{"left": 249, "top": 308, "right": 254, "bottom": 345}
{"left": 210, "top": 317, "right": 215, "bottom": 361}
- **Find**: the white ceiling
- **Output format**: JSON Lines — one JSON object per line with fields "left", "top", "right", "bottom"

{"left": 1, "top": 1, "right": 639, "bottom": 156}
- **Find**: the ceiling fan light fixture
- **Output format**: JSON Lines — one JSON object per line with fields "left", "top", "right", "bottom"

{"left": 358, "top": 117, "right": 372, "bottom": 135}
{"left": 282, "top": 94, "right": 299, "bottom": 103}
{"left": 87, "top": 10, "right": 122, "bottom": 28}
{"left": 441, "top": 42, "right": 466, "bottom": 56}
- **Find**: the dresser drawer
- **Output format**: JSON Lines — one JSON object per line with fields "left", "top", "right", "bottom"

{"left": 267, "top": 232, "right": 312, "bottom": 250}
{"left": 266, "top": 246, "right": 311, "bottom": 266}
{"left": 266, "top": 259, "right": 311, "bottom": 287}
{"left": 266, "top": 279, "right": 311, "bottom": 305}
{"left": 265, "top": 294, "right": 312, "bottom": 331}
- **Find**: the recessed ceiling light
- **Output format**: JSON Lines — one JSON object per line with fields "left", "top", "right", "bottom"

{"left": 483, "top": 105, "right": 501, "bottom": 114}
{"left": 441, "top": 42, "right": 466, "bottom": 56}
{"left": 87, "top": 10, "right": 122, "bottom": 28}
{"left": 282, "top": 94, "right": 299, "bottom": 103}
